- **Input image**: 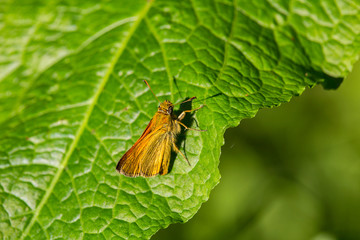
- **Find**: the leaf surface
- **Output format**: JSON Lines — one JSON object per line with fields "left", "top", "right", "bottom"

{"left": 0, "top": 0, "right": 359, "bottom": 239}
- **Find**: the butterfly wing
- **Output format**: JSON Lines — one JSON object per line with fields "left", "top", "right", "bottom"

{"left": 116, "top": 118, "right": 173, "bottom": 177}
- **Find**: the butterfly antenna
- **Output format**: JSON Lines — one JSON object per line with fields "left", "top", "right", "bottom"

{"left": 144, "top": 80, "right": 161, "bottom": 103}
{"left": 173, "top": 96, "right": 196, "bottom": 106}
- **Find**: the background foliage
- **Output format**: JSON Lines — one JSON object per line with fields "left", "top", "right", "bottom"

{"left": 0, "top": 0, "right": 359, "bottom": 239}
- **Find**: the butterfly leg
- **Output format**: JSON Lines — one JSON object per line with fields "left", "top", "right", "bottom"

{"left": 173, "top": 143, "right": 191, "bottom": 166}
{"left": 177, "top": 105, "right": 206, "bottom": 131}
{"left": 177, "top": 105, "right": 205, "bottom": 121}
{"left": 177, "top": 121, "right": 207, "bottom": 132}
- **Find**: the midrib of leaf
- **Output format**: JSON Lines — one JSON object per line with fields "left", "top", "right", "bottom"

{"left": 19, "top": 1, "right": 154, "bottom": 238}
{"left": 6, "top": 16, "right": 137, "bottom": 124}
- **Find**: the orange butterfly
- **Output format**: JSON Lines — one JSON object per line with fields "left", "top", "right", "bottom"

{"left": 116, "top": 80, "right": 205, "bottom": 177}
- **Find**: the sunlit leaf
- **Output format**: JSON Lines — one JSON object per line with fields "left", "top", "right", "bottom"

{"left": 0, "top": 0, "right": 359, "bottom": 239}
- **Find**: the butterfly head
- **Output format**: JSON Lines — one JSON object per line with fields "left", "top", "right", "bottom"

{"left": 158, "top": 100, "right": 173, "bottom": 115}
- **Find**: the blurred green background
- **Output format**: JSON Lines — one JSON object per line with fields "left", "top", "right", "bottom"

{"left": 155, "top": 62, "right": 360, "bottom": 240}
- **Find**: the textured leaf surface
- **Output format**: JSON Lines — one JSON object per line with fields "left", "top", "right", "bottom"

{"left": 0, "top": 0, "right": 359, "bottom": 239}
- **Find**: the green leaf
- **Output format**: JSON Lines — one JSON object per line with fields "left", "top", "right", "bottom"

{"left": 0, "top": 0, "right": 359, "bottom": 239}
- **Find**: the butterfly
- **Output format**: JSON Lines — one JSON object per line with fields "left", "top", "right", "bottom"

{"left": 116, "top": 80, "right": 205, "bottom": 177}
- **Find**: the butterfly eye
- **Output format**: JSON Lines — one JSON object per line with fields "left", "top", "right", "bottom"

{"left": 168, "top": 106, "right": 173, "bottom": 114}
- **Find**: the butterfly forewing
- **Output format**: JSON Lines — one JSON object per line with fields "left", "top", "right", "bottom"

{"left": 116, "top": 119, "right": 154, "bottom": 176}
